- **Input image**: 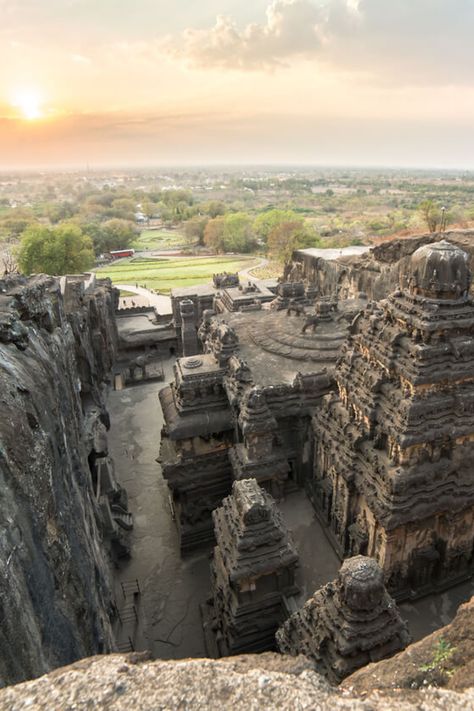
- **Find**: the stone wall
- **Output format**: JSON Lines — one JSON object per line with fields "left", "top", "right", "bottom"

{"left": 0, "top": 274, "right": 118, "bottom": 687}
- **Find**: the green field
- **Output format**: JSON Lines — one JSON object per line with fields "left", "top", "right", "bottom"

{"left": 96, "top": 255, "right": 257, "bottom": 293}
{"left": 132, "top": 228, "right": 186, "bottom": 251}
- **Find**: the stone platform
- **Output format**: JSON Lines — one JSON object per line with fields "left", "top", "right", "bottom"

{"left": 248, "top": 311, "right": 346, "bottom": 362}
{"left": 214, "top": 300, "right": 365, "bottom": 386}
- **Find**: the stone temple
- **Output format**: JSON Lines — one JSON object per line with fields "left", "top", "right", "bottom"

{"left": 203, "top": 478, "right": 299, "bottom": 655}
{"left": 309, "top": 240, "right": 474, "bottom": 597}
{"left": 7, "top": 233, "right": 474, "bottom": 701}
{"left": 160, "top": 280, "right": 363, "bottom": 552}
{"left": 276, "top": 555, "right": 410, "bottom": 683}
{"left": 158, "top": 238, "right": 474, "bottom": 612}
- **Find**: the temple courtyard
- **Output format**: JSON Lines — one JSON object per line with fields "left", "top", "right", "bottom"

{"left": 106, "top": 360, "right": 474, "bottom": 656}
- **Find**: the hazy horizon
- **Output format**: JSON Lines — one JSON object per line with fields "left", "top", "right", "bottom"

{"left": 2, "top": 161, "right": 474, "bottom": 175}
{"left": 1, "top": 1, "right": 473, "bottom": 170}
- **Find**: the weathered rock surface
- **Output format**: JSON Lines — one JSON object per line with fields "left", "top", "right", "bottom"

{"left": 0, "top": 274, "right": 118, "bottom": 687}
{"left": 2, "top": 652, "right": 474, "bottom": 710}
{"left": 292, "top": 230, "right": 474, "bottom": 301}
{"left": 344, "top": 594, "right": 474, "bottom": 692}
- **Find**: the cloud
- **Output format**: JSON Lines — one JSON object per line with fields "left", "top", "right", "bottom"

{"left": 166, "top": 0, "right": 324, "bottom": 70}
{"left": 166, "top": 0, "right": 474, "bottom": 85}
{"left": 70, "top": 53, "right": 92, "bottom": 65}
{"left": 326, "top": 0, "right": 474, "bottom": 85}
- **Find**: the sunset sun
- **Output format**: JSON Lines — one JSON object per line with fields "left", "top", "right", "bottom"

{"left": 11, "top": 88, "right": 44, "bottom": 120}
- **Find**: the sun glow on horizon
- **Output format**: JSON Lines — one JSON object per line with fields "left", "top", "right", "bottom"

{"left": 10, "top": 88, "right": 44, "bottom": 120}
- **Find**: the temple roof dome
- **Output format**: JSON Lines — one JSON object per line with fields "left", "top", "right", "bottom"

{"left": 339, "top": 556, "right": 385, "bottom": 610}
{"left": 407, "top": 240, "right": 470, "bottom": 300}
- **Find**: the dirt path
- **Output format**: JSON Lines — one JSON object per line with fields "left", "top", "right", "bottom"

{"left": 238, "top": 257, "right": 269, "bottom": 281}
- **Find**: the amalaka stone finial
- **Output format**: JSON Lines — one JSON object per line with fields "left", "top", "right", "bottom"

{"left": 339, "top": 555, "right": 385, "bottom": 611}
{"left": 407, "top": 240, "right": 470, "bottom": 300}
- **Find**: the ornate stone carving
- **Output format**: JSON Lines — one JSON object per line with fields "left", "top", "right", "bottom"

{"left": 276, "top": 556, "right": 410, "bottom": 683}
{"left": 204, "top": 479, "right": 299, "bottom": 655}
{"left": 310, "top": 241, "right": 474, "bottom": 597}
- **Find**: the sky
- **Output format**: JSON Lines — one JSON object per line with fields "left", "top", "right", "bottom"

{"left": 1, "top": 0, "right": 474, "bottom": 169}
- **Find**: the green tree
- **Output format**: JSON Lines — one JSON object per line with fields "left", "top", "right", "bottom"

{"left": 94, "top": 219, "right": 138, "bottom": 254}
{"left": 204, "top": 216, "right": 226, "bottom": 252}
{"left": 254, "top": 209, "right": 302, "bottom": 243}
{"left": 222, "top": 212, "right": 257, "bottom": 253}
{"left": 109, "top": 197, "right": 136, "bottom": 220}
{"left": 141, "top": 199, "right": 157, "bottom": 223}
{"left": 419, "top": 200, "right": 443, "bottom": 232}
{"left": 184, "top": 216, "right": 208, "bottom": 246}
{"left": 18, "top": 223, "right": 95, "bottom": 275}
{"left": 43, "top": 200, "right": 77, "bottom": 224}
{"left": 203, "top": 200, "right": 226, "bottom": 218}
{"left": 204, "top": 213, "right": 257, "bottom": 253}
{"left": 161, "top": 189, "right": 194, "bottom": 208}
{"left": 267, "top": 221, "right": 319, "bottom": 263}
{"left": 0, "top": 211, "right": 38, "bottom": 240}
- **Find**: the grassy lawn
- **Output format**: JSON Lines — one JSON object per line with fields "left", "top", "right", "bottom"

{"left": 96, "top": 255, "right": 258, "bottom": 293}
{"left": 131, "top": 228, "right": 186, "bottom": 251}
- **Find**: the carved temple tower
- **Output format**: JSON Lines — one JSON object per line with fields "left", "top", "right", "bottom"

{"left": 229, "top": 387, "right": 289, "bottom": 499}
{"left": 204, "top": 478, "right": 299, "bottom": 655}
{"left": 159, "top": 354, "right": 234, "bottom": 552}
{"left": 310, "top": 241, "right": 474, "bottom": 597}
{"left": 276, "top": 556, "right": 409, "bottom": 683}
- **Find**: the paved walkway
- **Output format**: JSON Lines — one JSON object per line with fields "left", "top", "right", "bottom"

{"left": 238, "top": 257, "right": 269, "bottom": 282}
{"left": 115, "top": 284, "right": 172, "bottom": 315}
{"left": 107, "top": 362, "right": 209, "bottom": 659}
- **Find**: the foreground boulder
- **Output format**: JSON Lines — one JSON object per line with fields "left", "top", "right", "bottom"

{"left": 1, "top": 653, "right": 474, "bottom": 711}
{"left": 344, "top": 593, "right": 474, "bottom": 692}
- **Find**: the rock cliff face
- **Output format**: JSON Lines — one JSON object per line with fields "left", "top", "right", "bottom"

{"left": 0, "top": 274, "right": 118, "bottom": 687}
{"left": 292, "top": 230, "right": 474, "bottom": 302}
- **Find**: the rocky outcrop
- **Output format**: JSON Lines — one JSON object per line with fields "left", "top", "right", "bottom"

{"left": 292, "top": 230, "right": 474, "bottom": 302}
{"left": 344, "top": 594, "right": 474, "bottom": 692}
{"left": 1, "top": 652, "right": 474, "bottom": 711}
{"left": 0, "top": 274, "right": 119, "bottom": 687}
